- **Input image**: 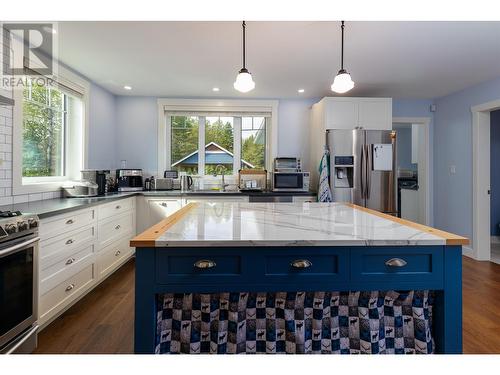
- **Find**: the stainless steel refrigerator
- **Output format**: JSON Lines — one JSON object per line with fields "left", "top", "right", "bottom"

{"left": 326, "top": 129, "right": 397, "bottom": 215}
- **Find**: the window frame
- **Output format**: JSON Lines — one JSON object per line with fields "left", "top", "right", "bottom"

{"left": 12, "top": 65, "right": 90, "bottom": 195}
{"left": 158, "top": 99, "right": 278, "bottom": 178}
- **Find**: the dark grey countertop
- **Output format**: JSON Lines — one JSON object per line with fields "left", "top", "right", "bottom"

{"left": 0, "top": 190, "right": 316, "bottom": 219}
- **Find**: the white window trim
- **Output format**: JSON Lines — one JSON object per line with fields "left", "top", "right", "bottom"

{"left": 157, "top": 98, "right": 278, "bottom": 177}
{"left": 12, "top": 64, "right": 90, "bottom": 195}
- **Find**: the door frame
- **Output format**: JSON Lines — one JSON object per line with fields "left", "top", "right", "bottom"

{"left": 392, "top": 117, "right": 432, "bottom": 226}
{"left": 471, "top": 99, "right": 500, "bottom": 260}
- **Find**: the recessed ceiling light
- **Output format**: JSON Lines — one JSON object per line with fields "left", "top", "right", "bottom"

{"left": 298, "top": 89, "right": 305, "bottom": 93}
{"left": 212, "top": 87, "right": 220, "bottom": 92}
{"left": 123, "top": 85, "right": 132, "bottom": 90}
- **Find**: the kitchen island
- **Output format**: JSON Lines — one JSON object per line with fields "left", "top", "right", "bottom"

{"left": 130, "top": 202, "right": 468, "bottom": 354}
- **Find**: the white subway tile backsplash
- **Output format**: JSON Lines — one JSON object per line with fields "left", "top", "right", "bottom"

{"left": 13, "top": 194, "right": 29, "bottom": 204}
{"left": 0, "top": 196, "right": 13, "bottom": 206}
{"left": 28, "top": 193, "right": 43, "bottom": 202}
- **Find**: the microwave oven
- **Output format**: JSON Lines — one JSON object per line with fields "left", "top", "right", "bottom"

{"left": 271, "top": 172, "right": 310, "bottom": 192}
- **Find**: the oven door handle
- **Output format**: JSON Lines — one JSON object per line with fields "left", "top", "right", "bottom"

{"left": 0, "top": 236, "right": 40, "bottom": 257}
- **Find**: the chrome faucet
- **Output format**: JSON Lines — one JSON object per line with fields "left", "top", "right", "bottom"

{"left": 213, "top": 164, "right": 228, "bottom": 191}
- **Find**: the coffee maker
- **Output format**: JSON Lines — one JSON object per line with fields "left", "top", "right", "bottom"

{"left": 116, "top": 169, "right": 143, "bottom": 192}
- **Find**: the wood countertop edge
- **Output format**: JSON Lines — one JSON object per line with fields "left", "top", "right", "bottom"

{"left": 130, "top": 202, "right": 198, "bottom": 247}
{"left": 345, "top": 203, "right": 470, "bottom": 246}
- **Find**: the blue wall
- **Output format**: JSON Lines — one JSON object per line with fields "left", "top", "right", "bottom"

{"left": 87, "top": 83, "right": 117, "bottom": 169}
{"left": 433, "top": 75, "right": 500, "bottom": 241}
{"left": 393, "top": 125, "right": 417, "bottom": 171}
{"left": 491, "top": 110, "right": 500, "bottom": 235}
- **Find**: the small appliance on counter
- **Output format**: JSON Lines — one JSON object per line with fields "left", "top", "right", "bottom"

{"left": 0, "top": 211, "right": 40, "bottom": 353}
{"left": 238, "top": 169, "right": 267, "bottom": 192}
{"left": 81, "top": 169, "right": 110, "bottom": 195}
{"left": 152, "top": 178, "right": 174, "bottom": 191}
{"left": 271, "top": 157, "right": 310, "bottom": 192}
{"left": 62, "top": 180, "right": 99, "bottom": 198}
{"left": 116, "top": 169, "right": 143, "bottom": 192}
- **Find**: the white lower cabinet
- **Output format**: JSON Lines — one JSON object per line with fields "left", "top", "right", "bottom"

{"left": 38, "top": 197, "right": 136, "bottom": 328}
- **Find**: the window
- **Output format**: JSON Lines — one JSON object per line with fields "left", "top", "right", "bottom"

{"left": 13, "top": 66, "right": 89, "bottom": 195}
{"left": 241, "top": 116, "right": 266, "bottom": 170}
{"left": 22, "top": 83, "right": 67, "bottom": 177}
{"left": 168, "top": 114, "right": 268, "bottom": 176}
{"left": 171, "top": 116, "right": 199, "bottom": 174}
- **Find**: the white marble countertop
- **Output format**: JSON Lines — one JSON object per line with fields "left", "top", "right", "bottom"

{"left": 152, "top": 202, "right": 446, "bottom": 247}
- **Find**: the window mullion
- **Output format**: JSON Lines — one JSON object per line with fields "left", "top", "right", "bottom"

{"left": 198, "top": 116, "right": 206, "bottom": 176}
{"left": 233, "top": 117, "right": 242, "bottom": 175}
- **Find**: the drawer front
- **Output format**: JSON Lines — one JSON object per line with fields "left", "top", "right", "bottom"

{"left": 40, "top": 208, "right": 95, "bottom": 240}
{"left": 40, "top": 244, "right": 95, "bottom": 295}
{"left": 40, "top": 225, "right": 96, "bottom": 269}
{"left": 350, "top": 247, "right": 444, "bottom": 287}
{"left": 263, "top": 249, "right": 349, "bottom": 284}
{"left": 98, "top": 197, "right": 135, "bottom": 220}
{"left": 97, "top": 238, "right": 133, "bottom": 279}
{"left": 39, "top": 264, "right": 95, "bottom": 322}
{"left": 156, "top": 249, "right": 243, "bottom": 284}
{"left": 98, "top": 211, "right": 134, "bottom": 249}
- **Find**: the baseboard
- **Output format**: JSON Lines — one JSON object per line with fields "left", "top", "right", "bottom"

{"left": 462, "top": 246, "right": 476, "bottom": 259}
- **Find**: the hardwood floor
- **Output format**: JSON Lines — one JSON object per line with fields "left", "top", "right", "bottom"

{"left": 34, "top": 256, "right": 500, "bottom": 354}
{"left": 35, "top": 259, "right": 135, "bottom": 354}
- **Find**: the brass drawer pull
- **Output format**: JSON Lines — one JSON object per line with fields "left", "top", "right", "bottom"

{"left": 194, "top": 259, "right": 217, "bottom": 269}
{"left": 65, "top": 258, "right": 75, "bottom": 265}
{"left": 385, "top": 258, "right": 407, "bottom": 267}
{"left": 115, "top": 250, "right": 121, "bottom": 257}
{"left": 291, "top": 259, "right": 312, "bottom": 269}
{"left": 115, "top": 225, "right": 121, "bottom": 230}
{"left": 66, "top": 219, "right": 74, "bottom": 225}
{"left": 66, "top": 239, "right": 74, "bottom": 245}
{"left": 65, "top": 283, "right": 75, "bottom": 292}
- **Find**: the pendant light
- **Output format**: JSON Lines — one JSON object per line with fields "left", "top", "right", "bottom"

{"left": 331, "top": 21, "right": 355, "bottom": 94}
{"left": 234, "top": 21, "right": 255, "bottom": 93}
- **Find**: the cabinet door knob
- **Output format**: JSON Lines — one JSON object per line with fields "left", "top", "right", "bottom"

{"left": 66, "top": 239, "right": 74, "bottom": 245}
{"left": 385, "top": 258, "right": 407, "bottom": 267}
{"left": 66, "top": 219, "right": 74, "bottom": 225}
{"left": 115, "top": 225, "right": 121, "bottom": 230}
{"left": 115, "top": 250, "right": 121, "bottom": 256}
{"left": 194, "top": 259, "right": 217, "bottom": 269}
{"left": 65, "top": 258, "right": 75, "bottom": 265}
{"left": 65, "top": 283, "right": 75, "bottom": 292}
{"left": 291, "top": 259, "right": 312, "bottom": 268}
{"left": 115, "top": 205, "right": 121, "bottom": 209}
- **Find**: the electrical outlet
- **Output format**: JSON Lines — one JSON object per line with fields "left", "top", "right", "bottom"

{"left": 450, "top": 165, "right": 456, "bottom": 174}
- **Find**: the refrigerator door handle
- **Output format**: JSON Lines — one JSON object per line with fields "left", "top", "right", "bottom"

{"left": 366, "top": 144, "right": 372, "bottom": 199}
{"left": 360, "top": 145, "right": 365, "bottom": 199}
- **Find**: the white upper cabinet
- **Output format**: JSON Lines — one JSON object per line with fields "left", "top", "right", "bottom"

{"left": 319, "top": 97, "right": 392, "bottom": 130}
{"left": 357, "top": 99, "right": 392, "bottom": 130}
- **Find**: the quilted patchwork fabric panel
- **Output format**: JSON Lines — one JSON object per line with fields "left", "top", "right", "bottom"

{"left": 155, "top": 291, "right": 434, "bottom": 354}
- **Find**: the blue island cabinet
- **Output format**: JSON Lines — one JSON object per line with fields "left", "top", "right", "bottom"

{"left": 134, "top": 245, "right": 462, "bottom": 354}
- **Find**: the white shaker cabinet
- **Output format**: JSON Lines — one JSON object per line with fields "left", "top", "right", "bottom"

{"left": 314, "top": 97, "right": 392, "bottom": 131}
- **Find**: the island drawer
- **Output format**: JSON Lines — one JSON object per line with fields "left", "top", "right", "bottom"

{"left": 263, "top": 249, "right": 348, "bottom": 283}
{"left": 155, "top": 249, "right": 243, "bottom": 284}
{"left": 350, "top": 246, "right": 444, "bottom": 288}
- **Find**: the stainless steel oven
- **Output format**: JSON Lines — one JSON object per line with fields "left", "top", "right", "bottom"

{"left": 271, "top": 172, "right": 310, "bottom": 192}
{"left": 0, "top": 212, "right": 40, "bottom": 354}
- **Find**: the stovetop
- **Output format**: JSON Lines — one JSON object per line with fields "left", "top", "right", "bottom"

{"left": 0, "top": 211, "right": 39, "bottom": 241}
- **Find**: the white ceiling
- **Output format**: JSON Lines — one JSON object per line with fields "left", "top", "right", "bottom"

{"left": 54, "top": 21, "right": 500, "bottom": 99}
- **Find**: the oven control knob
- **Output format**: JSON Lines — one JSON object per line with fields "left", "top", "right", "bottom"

{"left": 28, "top": 218, "right": 39, "bottom": 228}
{"left": 5, "top": 223, "right": 17, "bottom": 234}
{"left": 17, "top": 221, "right": 29, "bottom": 231}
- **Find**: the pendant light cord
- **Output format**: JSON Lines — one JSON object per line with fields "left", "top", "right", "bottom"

{"left": 242, "top": 21, "right": 246, "bottom": 69}
{"left": 340, "top": 20, "right": 345, "bottom": 70}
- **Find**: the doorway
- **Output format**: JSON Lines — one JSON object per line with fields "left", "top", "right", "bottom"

{"left": 471, "top": 99, "right": 500, "bottom": 261}
{"left": 392, "top": 117, "right": 431, "bottom": 226}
